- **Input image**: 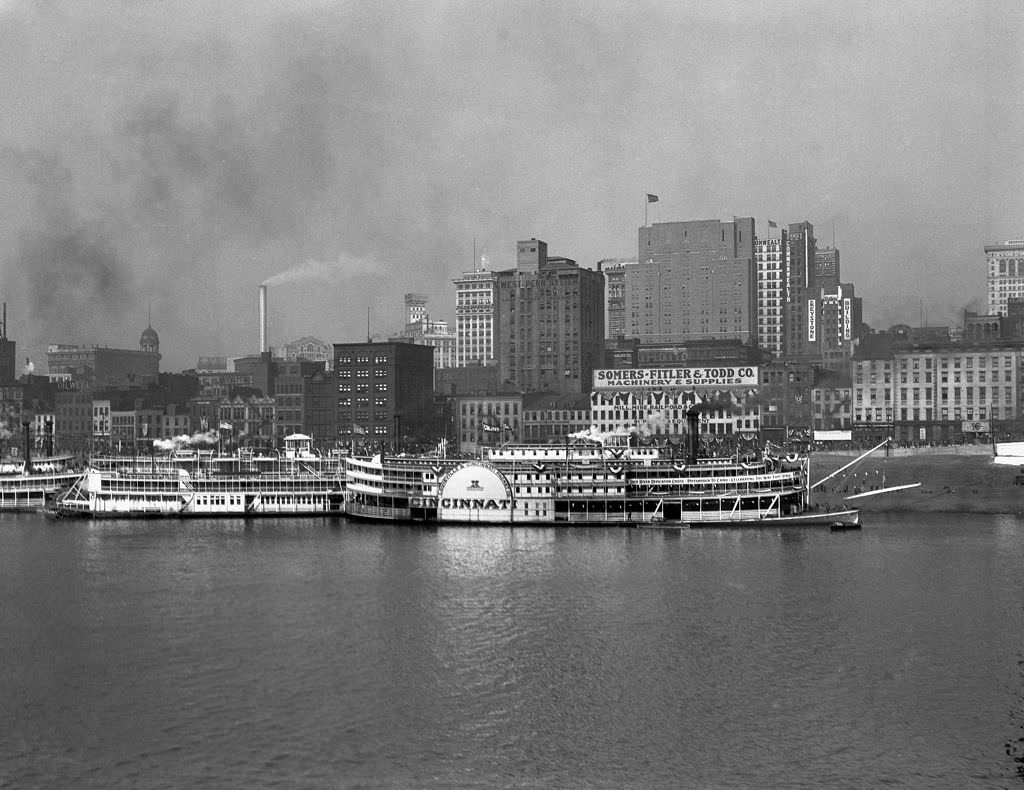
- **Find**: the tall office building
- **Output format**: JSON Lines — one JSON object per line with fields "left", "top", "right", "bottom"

{"left": 814, "top": 246, "right": 840, "bottom": 289}
{"left": 783, "top": 221, "right": 817, "bottom": 358}
{"left": 633, "top": 218, "right": 756, "bottom": 343}
{"left": 598, "top": 259, "right": 632, "bottom": 339}
{"left": 397, "top": 294, "right": 456, "bottom": 369}
{"left": 404, "top": 293, "right": 429, "bottom": 325}
{"left": 494, "top": 238, "right": 604, "bottom": 394}
{"left": 755, "top": 230, "right": 787, "bottom": 358}
{"left": 809, "top": 282, "right": 862, "bottom": 370}
{"left": 986, "top": 238, "right": 1024, "bottom": 316}
{"left": 334, "top": 341, "right": 434, "bottom": 442}
{"left": 453, "top": 268, "right": 497, "bottom": 367}
{"left": 398, "top": 317, "right": 457, "bottom": 369}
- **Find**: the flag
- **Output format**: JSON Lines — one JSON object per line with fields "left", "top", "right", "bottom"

{"left": 646, "top": 193, "right": 659, "bottom": 203}
{"left": 353, "top": 423, "right": 367, "bottom": 435}
{"left": 219, "top": 422, "right": 232, "bottom": 431}
{"left": 482, "top": 421, "right": 500, "bottom": 433}
{"left": 768, "top": 219, "right": 778, "bottom": 228}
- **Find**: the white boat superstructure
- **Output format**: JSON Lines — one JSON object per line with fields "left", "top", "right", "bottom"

{"left": 53, "top": 436, "right": 346, "bottom": 518}
{"left": 344, "top": 428, "right": 860, "bottom": 528}
{"left": 0, "top": 455, "right": 80, "bottom": 512}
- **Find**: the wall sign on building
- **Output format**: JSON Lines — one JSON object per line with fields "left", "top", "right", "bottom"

{"left": 593, "top": 367, "right": 758, "bottom": 389}
{"left": 842, "top": 297, "right": 852, "bottom": 340}
{"left": 807, "top": 299, "right": 816, "bottom": 342}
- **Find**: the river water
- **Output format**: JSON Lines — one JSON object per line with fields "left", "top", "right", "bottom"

{"left": 2, "top": 512, "right": 1023, "bottom": 789}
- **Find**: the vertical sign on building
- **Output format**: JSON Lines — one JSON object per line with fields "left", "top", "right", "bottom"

{"left": 843, "top": 297, "right": 852, "bottom": 340}
{"left": 807, "top": 298, "right": 817, "bottom": 342}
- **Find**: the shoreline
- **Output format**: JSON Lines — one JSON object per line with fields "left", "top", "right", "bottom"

{"left": 809, "top": 448, "right": 1023, "bottom": 515}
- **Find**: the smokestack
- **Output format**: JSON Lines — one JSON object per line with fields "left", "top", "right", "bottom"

{"left": 686, "top": 408, "right": 701, "bottom": 465}
{"left": 22, "top": 421, "right": 32, "bottom": 475}
{"left": 258, "top": 285, "right": 268, "bottom": 353}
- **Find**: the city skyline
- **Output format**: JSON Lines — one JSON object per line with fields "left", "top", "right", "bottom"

{"left": 0, "top": 1, "right": 1021, "bottom": 370}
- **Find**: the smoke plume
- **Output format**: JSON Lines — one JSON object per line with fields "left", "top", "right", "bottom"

{"left": 152, "top": 430, "right": 220, "bottom": 451}
{"left": 262, "top": 254, "right": 382, "bottom": 287}
{"left": 0, "top": 1, "right": 1013, "bottom": 368}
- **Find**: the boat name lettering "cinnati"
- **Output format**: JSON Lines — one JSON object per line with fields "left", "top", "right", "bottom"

{"left": 440, "top": 498, "right": 510, "bottom": 510}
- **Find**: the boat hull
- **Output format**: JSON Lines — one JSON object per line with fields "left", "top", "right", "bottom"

{"left": 343, "top": 502, "right": 860, "bottom": 529}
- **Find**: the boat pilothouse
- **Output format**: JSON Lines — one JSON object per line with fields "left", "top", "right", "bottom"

{"left": 343, "top": 411, "right": 858, "bottom": 527}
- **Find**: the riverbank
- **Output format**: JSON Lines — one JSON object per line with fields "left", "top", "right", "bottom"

{"left": 810, "top": 446, "right": 1023, "bottom": 514}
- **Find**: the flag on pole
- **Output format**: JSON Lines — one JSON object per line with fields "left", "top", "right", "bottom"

{"left": 646, "top": 193, "right": 659, "bottom": 203}
{"left": 768, "top": 219, "right": 778, "bottom": 228}
{"left": 482, "top": 421, "right": 500, "bottom": 433}
{"left": 219, "top": 422, "right": 232, "bottom": 431}
{"left": 353, "top": 424, "right": 367, "bottom": 435}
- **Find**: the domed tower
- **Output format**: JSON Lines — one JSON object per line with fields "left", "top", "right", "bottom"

{"left": 140, "top": 308, "right": 159, "bottom": 354}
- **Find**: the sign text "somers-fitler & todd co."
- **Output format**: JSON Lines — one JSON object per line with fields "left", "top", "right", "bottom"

{"left": 593, "top": 367, "right": 759, "bottom": 388}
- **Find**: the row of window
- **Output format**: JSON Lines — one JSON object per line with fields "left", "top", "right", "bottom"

{"left": 336, "top": 355, "right": 390, "bottom": 365}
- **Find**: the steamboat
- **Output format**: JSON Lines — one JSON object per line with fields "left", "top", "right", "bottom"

{"left": 52, "top": 434, "right": 346, "bottom": 518}
{"left": 345, "top": 413, "right": 860, "bottom": 528}
{"left": 0, "top": 424, "right": 80, "bottom": 512}
{"left": 0, "top": 455, "right": 80, "bottom": 512}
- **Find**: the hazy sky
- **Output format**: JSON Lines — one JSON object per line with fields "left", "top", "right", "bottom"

{"left": 1, "top": 0, "right": 1022, "bottom": 371}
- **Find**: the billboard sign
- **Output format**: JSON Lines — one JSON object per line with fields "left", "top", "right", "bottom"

{"left": 593, "top": 367, "right": 758, "bottom": 389}
{"left": 814, "top": 430, "right": 852, "bottom": 442}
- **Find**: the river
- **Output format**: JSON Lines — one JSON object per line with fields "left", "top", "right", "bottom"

{"left": 2, "top": 512, "right": 1023, "bottom": 788}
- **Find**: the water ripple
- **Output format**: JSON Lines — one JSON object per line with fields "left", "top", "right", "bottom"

{"left": 0, "top": 513, "right": 1022, "bottom": 787}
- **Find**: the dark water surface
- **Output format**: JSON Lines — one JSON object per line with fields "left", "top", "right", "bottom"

{"left": 2, "top": 513, "right": 1023, "bottom": 789}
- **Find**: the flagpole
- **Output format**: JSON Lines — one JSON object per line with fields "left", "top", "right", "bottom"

{"left": 644, "top": 193, "right": 658, "bottom": 227}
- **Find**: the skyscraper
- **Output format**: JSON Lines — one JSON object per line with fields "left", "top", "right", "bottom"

{"left": 404, "top": 293, "right": 429, "bottom": 325}
{"left": 453, "top": 268, "right": 497, "bottom": 367}
{"left": 598, "top": 258, "right": 632, "bottom": 339}
{"left": 814, "top": 246, "right": 840, "bottom": 288}
{"left": 810, "top": 282, "right": 862, "bottom": 370}
{"left": 784, "top": 221, "right": 817, "bottom": 358}
{"left": 494, "top": 238, "right": 604, "bottom": 394}
{"left": 398, "top": 294, "right": 456, "bottom": 369}
{"left": 633, "top": 218, "right": 756, "bottom": 343}
{"left": 986, "top": 238, "right": 1024, "bottom": 316}
{"left": 755, "top": 229, "right": 787, "bottom": 358}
